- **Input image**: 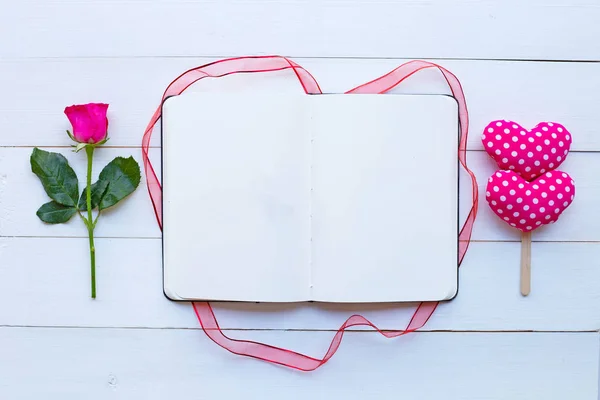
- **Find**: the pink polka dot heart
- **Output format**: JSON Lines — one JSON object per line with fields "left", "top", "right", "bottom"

{"left": 486, "top": 170, "right": 575, "bottom": 232}
{"left": 482, "top": 120, "right": 572, "bottom": 180}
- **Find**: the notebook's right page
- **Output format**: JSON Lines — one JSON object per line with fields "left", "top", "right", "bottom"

{"left": 310, "top": 94, "right": 459, "bottom": 303}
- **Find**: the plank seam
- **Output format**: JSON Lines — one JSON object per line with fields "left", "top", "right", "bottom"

{"left": 3, "top": 56, "right": 600, "bottom": 63}
{"left": 0, "top": 325, "right": 597, "bottom": 333}
{"left": 3, "top": 236, "right": 599, "bottom": 243}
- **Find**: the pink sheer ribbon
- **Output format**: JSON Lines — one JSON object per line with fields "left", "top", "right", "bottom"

{"left": 141, "top": 55, "right": 478, "bottom": 371}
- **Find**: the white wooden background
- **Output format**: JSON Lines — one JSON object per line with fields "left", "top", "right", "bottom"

{"left": 1, "top": 0, "right": 600, "bottom": 398}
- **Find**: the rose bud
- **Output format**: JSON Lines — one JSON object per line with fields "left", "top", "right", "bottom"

{"left": 64, "top": 103, "right": 109, "bottom": 145}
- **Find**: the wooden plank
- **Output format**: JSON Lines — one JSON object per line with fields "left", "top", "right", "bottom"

{"left": 1, "top": 238, "right": 598, "bottom": 331}
{"left": 1, "top": 1, "right": 599, "bottom": 60}
{"left": 597, "top": 334, "right": 600, "bottom": 400}
{"left": 0, "top": 147, "right": 162, "bottom": 239}
{"left": 1, "top": 148, "right": 594, "bottom": 242}
{"left": 1, "top": 327, "right": 597, "bottom": 399}
{"left": 1, "top": 58, "right": 599, "bottom": 151}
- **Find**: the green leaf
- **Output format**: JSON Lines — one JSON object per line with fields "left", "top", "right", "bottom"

{"left": 77, "top": 179, "right": 109, "bottom": 211}
{"left": 30, "top": 148, "right": 79, "bottom": 207}
{"left": 97, "top": 156, "right": 141, "bottom": 210}
{"left": 95, "top": 137, "right": 109, "bottom": 146}
{"left": 66, "top": 129, "right": 76, "bottom": 142}
{"left": 36, "top": 201, "right": 77, "bottom": 224}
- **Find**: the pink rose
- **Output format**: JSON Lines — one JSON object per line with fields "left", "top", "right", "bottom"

{"left": 64, "top": 103, "right": 109, "bottom": 144}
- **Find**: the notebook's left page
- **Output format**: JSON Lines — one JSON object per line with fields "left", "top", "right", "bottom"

{"left": 162, "top": 93, "right": 311, "bottom": 302}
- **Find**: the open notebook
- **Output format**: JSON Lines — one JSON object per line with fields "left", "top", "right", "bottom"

{"left": 162, "top": 93, "right": 459, "bottom": 303}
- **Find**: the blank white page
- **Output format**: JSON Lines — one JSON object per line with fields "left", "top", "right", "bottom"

{"left": 310, "top": 94, "right": 459, "bottom": 302}
{"left": 162, "top": 93, "right": 311, "bottom": 302}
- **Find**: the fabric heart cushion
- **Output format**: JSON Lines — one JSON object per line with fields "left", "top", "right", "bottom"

{"left": 486, "top": 170, "right": 575, "bottom": 232}
{"left": 482, "top": 120, "right": 572, "bottom": 180}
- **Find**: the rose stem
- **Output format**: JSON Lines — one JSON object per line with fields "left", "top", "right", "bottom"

{"left": 85, "top": 145, "right": 96, "bottom": 299}
{"left": 520, "top": 230, "right": 532, "bottom": 296}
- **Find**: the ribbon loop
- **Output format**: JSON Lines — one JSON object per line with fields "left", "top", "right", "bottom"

{"left": 142, "top": 55, "right": 322, "bottom": 229}
{"left": 142, "top": 56, "right": 478, "bottom": 371}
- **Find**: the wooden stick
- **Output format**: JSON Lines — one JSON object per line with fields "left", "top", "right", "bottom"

{"left": 520, "top": 231, "right": 532, "bottom": 296}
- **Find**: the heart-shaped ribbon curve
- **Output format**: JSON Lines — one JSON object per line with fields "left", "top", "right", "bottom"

{"left": 482, "top": 120, "right": 572, "bottom": 180}
{"left": 142, "top": 56, "right": 478, "bottom": 371}
{"left": 486, "top": 170, "right": 575, "bottom": 232}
